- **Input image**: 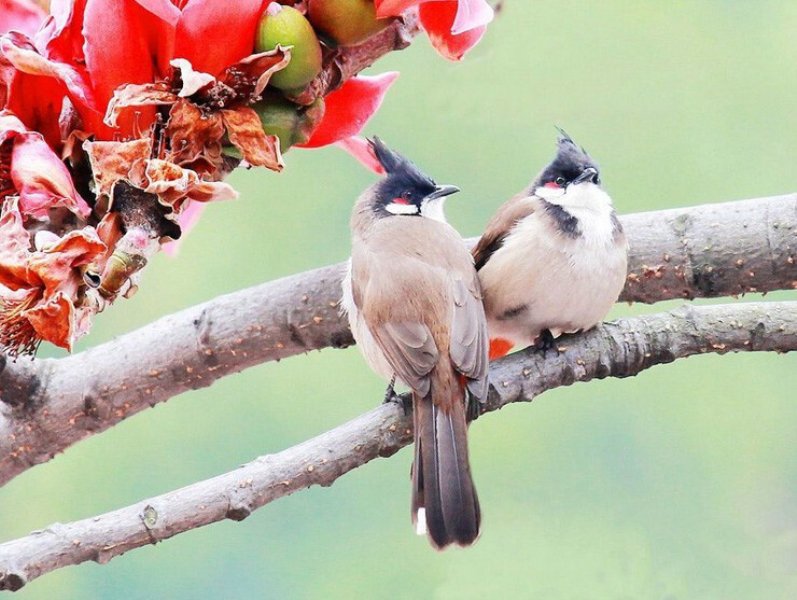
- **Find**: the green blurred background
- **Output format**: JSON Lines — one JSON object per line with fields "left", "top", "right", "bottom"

{"left": 4, "top": 1, "right": 797, "bottom": 597}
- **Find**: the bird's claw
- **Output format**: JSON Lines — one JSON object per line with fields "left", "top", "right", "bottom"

{"left": 534, "top": 329, "right": 559, "bottom": 354}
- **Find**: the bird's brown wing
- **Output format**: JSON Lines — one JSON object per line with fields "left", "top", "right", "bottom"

{"left": 472, "top": 193, "right": 537, "bottom": 270}
{"left": 448, "top": 275, "right": 489, "bottom": 400}
{"left": 352, "top": 219, "right": 488, "bottom": 398}
{"left": 350, "top": 243, "right": 441, "bottom": 396}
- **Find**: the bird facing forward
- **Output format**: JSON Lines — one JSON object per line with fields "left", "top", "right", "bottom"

{"left": 473, "top": 131, "right": 628, "bottom": 358}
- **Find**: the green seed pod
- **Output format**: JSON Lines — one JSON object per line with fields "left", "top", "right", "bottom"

{"left": 255, "top": 3, "right": 323, "bottom": 91}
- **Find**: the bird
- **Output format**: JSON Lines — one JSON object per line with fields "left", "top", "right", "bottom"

{"left": 341, "top": 137, "right": 488, "bottom": 549}
{"left": 473, "top": 130, "right": 628, "bottom": 359}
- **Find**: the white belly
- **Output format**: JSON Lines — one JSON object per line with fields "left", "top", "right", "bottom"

{"left": 341, "top": 260, "right": 395, "bottom": 382}
{"left": 479, "top": 213, "right": 627, "bottom": 348}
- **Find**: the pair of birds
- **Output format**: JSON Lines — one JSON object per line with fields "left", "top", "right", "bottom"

{"left": 341, "top": 133, "right": 629, "bottom": 549}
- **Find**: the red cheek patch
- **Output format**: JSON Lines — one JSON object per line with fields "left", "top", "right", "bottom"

{"left": 544, "top": 182, "right": 561, "bottom": 189}
{"left": 393, "top": 197, "right": 411, "bottom": 205}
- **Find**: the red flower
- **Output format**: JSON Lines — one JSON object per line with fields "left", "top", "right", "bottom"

{"left": 375, "top": 0, "right": 492, "bottom": 60}
{"left": 300, "top": 72, "right": 399, "bottom": 148}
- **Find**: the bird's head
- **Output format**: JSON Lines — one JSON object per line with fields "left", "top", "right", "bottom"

{"left": 532, "top": 129, "right": 602, "bottom": 204}
{"left": 366, "top": 137, "right": 459, "bottom": 223}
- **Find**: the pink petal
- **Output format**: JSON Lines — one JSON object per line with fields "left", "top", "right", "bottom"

{"left": 335, "top": 136, "right": 385, "bottom": 174}
{"left": 419, "top": 1, "right": 486, "bottom": 61}
{"left": 299, "top": 71, "right": 399, "bottom": 148}
{"left": 374, "top": 0, "right": 422, "bottom": 18}
{"left": 0, "top": 31, "right": 95, "bottom": 112}
{"left": 0, "top": 0, "right": 46, "bottom": 38}
{"left": 161, "top": 200, "right": 206, "bottom": 257}
{"left": 174, "top": 0, "right": 266, "bottom": 76}
{"left": 451, "top": 0, "right": 493, "bottom": 35}
{"left": 11, "top": 130, "right": 91, "bottom": 218}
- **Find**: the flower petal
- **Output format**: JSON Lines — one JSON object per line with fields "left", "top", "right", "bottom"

{"left": 170, "top": 58, "right": 216, "bottom": 97}
{"left": 0, "top": 0, "right": 46, "bottom": 38}
{"left": 221, "top": 106, "right": 283, "bottom": 171}
{"left": 0, "top": 198, "right": 36, "bottom": 290}
{"left": 174, "top": 0, "right": 266, "bottom": 76}
{"left": 1, "top": 31, "right": 95, "bottom": 113}
{"left": 24, "top": 291, "right": 73, "bottom": 349}
{"left": 419, "top": 1, "right": 486, "bottom": 61}
{"left": 299, "top": 71, "right": 398, "bottom": 148}
{"left": 217, "top": 47, "right": 291, "bottom": 100}
{"left": 11, "top": 130, "right": 91, "bottom": 218}
{"left": 335, "top": 136, "right": 385, "bottom": 174}
{"left": 28, "top": 226, "right": 106, "bottom": 294}
{"left": 374, "top": 0, "right": 422, "bottom": 18}
{"left": 84, "top": 137, "right": 152, "bottom": 197}
{"left": 144, "top": 158, "right": 238, "bottom": 205}
{"left": 165, "top": 99, "right": 225, "bottom": 171}
{"left": 83, "top": 0, "right": 177, "bottom": 134}
{"left": 103, "top": 81, "right": 175, "bottom": 128}
{"left": 451, "top": 0, "right": 493, "bottom": 35}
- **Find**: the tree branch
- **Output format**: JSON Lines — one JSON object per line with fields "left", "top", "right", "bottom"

{"left": 0, "top": 194, "right": 795, "bottom": 486}
{"left": 0, "top": 301, "right": 794, "bottom": 591}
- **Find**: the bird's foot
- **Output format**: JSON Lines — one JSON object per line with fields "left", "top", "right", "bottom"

{"left": 383, "top": 376, "right": 412, "bottom": 416}
{"left": 382, "top": 375, "right": 397, "bottom": 404}
{"left": 466, "top": 391, "right": 482, "bottom": 423}
{"left": 534, "top": 329, "right": 559, "bottom": 354}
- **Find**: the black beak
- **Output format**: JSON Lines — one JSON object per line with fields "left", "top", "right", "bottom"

{"left": 573, "top": 167, "right": 598, "bottom": 185}
{"left": 426, "top": 184, "right": 460, "bottom": 200}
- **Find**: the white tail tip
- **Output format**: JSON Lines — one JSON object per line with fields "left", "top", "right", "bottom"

{"left": 415, "top": 508, "right": 427, "bottom": 536}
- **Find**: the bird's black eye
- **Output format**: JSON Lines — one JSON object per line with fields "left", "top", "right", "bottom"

{"left": 555, "top": 176, "right": 566, "bottom": 186}
{"left": 594, "top": 175, "right": 601, "bottom": 185}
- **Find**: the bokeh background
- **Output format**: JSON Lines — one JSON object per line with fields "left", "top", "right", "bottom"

{"left": 3, "top": 1, "right": 797, "bottom": 597}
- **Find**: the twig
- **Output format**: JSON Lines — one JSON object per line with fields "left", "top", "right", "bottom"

{"left": 0, "top": 301, "right": 794, "bottom": 591}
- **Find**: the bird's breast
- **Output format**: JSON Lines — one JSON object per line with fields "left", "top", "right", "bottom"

{"left": 479, "top": 209, "right": 627, "bottom": 347}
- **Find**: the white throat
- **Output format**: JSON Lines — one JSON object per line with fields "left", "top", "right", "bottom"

{"left": 419, "top": 197, "right": 448, "bottom": 224}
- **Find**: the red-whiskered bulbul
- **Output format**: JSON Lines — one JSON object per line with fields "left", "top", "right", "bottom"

{"left": 342, "top": 138, "right": 488, "bottom": 549}
{"left": 473, "top": 131, "right": 628, "bottom": 358}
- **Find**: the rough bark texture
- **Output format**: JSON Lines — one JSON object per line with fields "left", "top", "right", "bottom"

{"left": 0, "top": 194, "right": 795, "bottom": 487}
{"left": 0, "top": 302, "right": 794, "bottom": 591}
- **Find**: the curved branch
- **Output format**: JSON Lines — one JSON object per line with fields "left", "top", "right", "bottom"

{"left": 0, "top": 301, "right": 795, "bottom": 591}
{"left": 0, "top": 194, "right": 795, "bottom": 486}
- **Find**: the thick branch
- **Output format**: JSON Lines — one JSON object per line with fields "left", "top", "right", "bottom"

{"left": 0, "top": 302, "right": 795, "bottom": 591}
{"left": 0, "top": 194, "right": 795, "bottom": 486}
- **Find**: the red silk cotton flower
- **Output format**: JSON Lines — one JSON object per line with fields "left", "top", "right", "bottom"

{"left": 375, "top": 0, "right": 492, "bottom": 60}
{"left": 0, "top": 0, "right": 494, "bottom": 355}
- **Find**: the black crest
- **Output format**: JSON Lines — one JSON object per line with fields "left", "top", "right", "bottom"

{"left": 533, "top": 128, "right": 600, "bottom": 189}
{"left": 368, "top": 137, "right": 438, "bottom": 212}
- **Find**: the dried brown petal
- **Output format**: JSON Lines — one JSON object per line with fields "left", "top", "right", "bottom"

{"left": 84, "top": 138, "right": 152, "bottom": 197}
{"left": 166, "top": 99, "right": 225, "bottom": 171}
{"left": 104, "top": 82, "right": 175, "bottom": 128}
{"left": 221, "top": 107, "right": 283, "bottom": 171}
{"left": 144, "top": 159, "right": 238, "bottom": 206}
{"left": 218, "top": 47, "right": 291, "bottom": 101}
